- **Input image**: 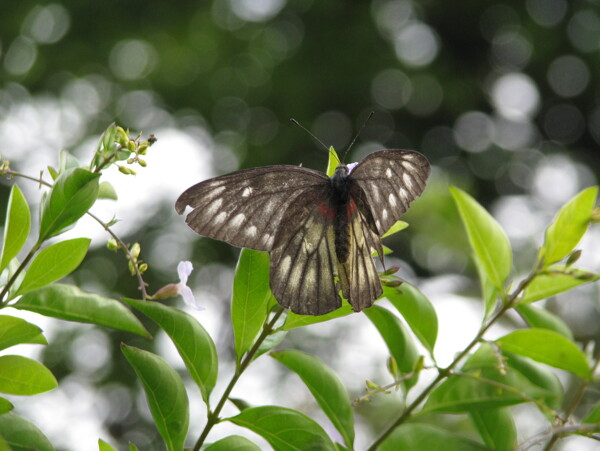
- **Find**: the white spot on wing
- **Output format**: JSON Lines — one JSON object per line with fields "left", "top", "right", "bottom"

{"left": 214, "top": 212, "right": 227, "bottom": 224}
{"left": 385, "top": 168, "right": 393, "bottom": 178}
{"left": 231, "top": 213, "right": 246, "bottom": 227}
{"left": 242, "top": 187, "right": 253, "bottom": 197}
{"left": 382, "top": 209, "right": 388, "bottom": 220}
{"left": 280, "top": 255, "right": 291, "bottom": 274}
{"left": 206, "top": 198, "right": 223, "bottom": 216}
{"left": 402, "top": 172, "right": 413, "bottom": 188}
{"left": 211, "top": 186, "right": 226, "bottom": 196}
{"left": 247, "top": 225, "right": 257, "bottom": 237}
{"left": 264, "top": 233, "right": 274, "bottom": 247}
{"left": 402, "top": 161, "right": 417, "bottom": 171}
{"left": 388, "top": 193, "right": 397, "bottom": 207}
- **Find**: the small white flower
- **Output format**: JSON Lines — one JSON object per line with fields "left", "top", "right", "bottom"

{"left": 151, "top": 261, "right": 203, "bottom": 310}
{"left": 347, "top": 162, "right": 359, "bottom": 173}
{"left": 177, "top": 261, "right": 203, "bottom": 310}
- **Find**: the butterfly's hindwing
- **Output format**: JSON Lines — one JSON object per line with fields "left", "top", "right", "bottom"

{"left": 270, "top": 185, "right": 341, "bottom": 315}
{"left": 175, "top": 166, "right": 329, "bottom": 251}
{"left": 351, "top": 150, "right": 430, "bottom": 236}
{"left": 337, "top": 199, "right": 383, "bottom": 311}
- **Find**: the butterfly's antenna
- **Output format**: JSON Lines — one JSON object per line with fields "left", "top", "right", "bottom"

{"left": 341, "top": 111, "right": 374, "bottom": 163}
{"left": 290, "top": 118, "right": 330, "bottom": 154}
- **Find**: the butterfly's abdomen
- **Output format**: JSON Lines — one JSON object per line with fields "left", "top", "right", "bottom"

{"left": 331, "top": 166, "right": 353, "bottom": 263}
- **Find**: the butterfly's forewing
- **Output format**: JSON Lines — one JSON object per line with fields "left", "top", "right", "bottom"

{"left": 269, "top": 185, "right": 341, "bottom": 315}
{"left": 350, "top": 150, "right": 430, "bottom": 236}
{"left": 175, "top": 166, "right": 329, "bottom": 251}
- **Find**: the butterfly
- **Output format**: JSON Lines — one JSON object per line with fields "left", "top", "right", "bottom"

{"left": 176, "top": 149, "right": 430, "bottom": 315}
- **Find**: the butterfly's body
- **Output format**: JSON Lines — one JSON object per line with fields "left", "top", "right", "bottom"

{"left": 177, "top": 150, "right": 430, "bottom": 316}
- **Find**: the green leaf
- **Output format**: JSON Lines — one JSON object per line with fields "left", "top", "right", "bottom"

{"left": 0, "top": 315, "right": 46, "bottom": 351}
{"left": 0, "top": 185, "right": 31, "bottom": 273}
{"left": 98, "top": 439, "right": 118, "bottom": 451}
{"left": 283, "top": 302, "right": 354, "bottom": 330}
{"left": 469, "top": 407, "right": 517, "bottom": 450}
{"left": 15, "top": 238, "right": 90, "bottom": 296}
{"left": 476, "top": 260, "right": 501, "bottom": 320}
{"left": 0, "top": 412, "right": 54, "bottom": 451}
{"left": 124, "top": 298, "right": 218, "bottom": 404}
{"left": 253, "top": 328, "right": 287, "bottom": 362}
{"left": 365, "top": 305, "right": 420, "bottom": 390}
{"left": 364, "top": 305, "right": 419, "bottom": 377}
{"left": 15, "top": 284, "right": 149, "bottom": 337}
{"left": 384, "top": 284, "right": 438, "bottom": 354}
{"left": 47, "top": 166, "right": 58, "bottom": 180}
{"left": 449, "top": 186, "right": 512, "bottom": 289}
{"left": 0, "top": 355, "right": 57, "bottom": 395}
{"left": 121, "top": 345, "right": 189, "bottom": 451}
{"left": 58, "top": 150, "right": 81, "bottom": 173}
{"left": 423, "top": 368, "right": 551, "bottom": 413}
{"left": 496, "top": 329, "right": 590, "bottom": 379}
{"left": 380, "top": 424, "right": 488, "bottom": 451}
{"left": 504, "top": 352, "right": 563, "bottom": 409}
{"left": 326, "top": 146, "right": 341, "bottom": 177}
{"left": 228, "top": 406, "right": 336, "bottom": 451}
{"left": 97, "top": 181, "right": 118, "bottom": 200}
{"left": 543, "top": 186, "right": 598, "bottom": 266}
{"left": 583, "top": 403, "right": 600, "bottom": 424}
{"left": 519, "top": 267, "right": 599, "bottom": 304}
{"left": 205, "top": 435, "right": 261, "bottom": 451}
{"left": 516, "top": 304, "right": 573, "bottom": 339}
{"left": 231, "top": 249, "right": 272, "bottom": 363}
{"left": 382, "top": 220, "right": 409, "bottom": 238}
{"left": 271, "top": 350, "right": 354, "bottom": 447}
{"left": 39, "top": 167, "right": 100, "bottom": 241}
{"left": 0, "top": 396, "right": 13, "bottom": 414}
{"left": 128, "top": 444, "right": 140, "bottom": 451}
{"left": 425, "top": 343, "right": 557, "bottom": 413}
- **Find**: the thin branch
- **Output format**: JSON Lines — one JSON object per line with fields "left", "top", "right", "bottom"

{"left": 193, "top": 308, "right": 285, "bottom": 451}
{"left": 0, "top": 241, "right": 41, "bottom": 306}
{"left": 86, "top": 211, "right": 149, "bottom": 300}
{"left": 518, "top": 423, "right": 600, "bottom": 450}
{"left": 452, "top": 370, "right": 560, "bottom": 418}
{"left": 542, "top": 354, "right": 600, "bottom": 451}
{"left": 2, "top": 169, "right": 149, "bottom": 300}
{"left": 353, "top": 371, "right": 417, "bottom": 406}
{"left": 367, "top": 269, "right": 539, "bottom": 450}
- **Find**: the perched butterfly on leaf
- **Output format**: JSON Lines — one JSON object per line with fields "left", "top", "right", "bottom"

{"left": 176, "top": 146, "right": 430, "bottom": 316}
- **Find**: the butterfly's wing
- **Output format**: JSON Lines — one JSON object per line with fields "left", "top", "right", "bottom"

{"left": 175, "top": 166, "right": 329, "bottom": 251}
{"left": 269, "top": 185, "right": 341, "bottom": 315}
{"left": 350, "top": 150, "right": 430, "bottom": 236}
{"left": 337, "top": 191, "right": 383, "bottom": 311}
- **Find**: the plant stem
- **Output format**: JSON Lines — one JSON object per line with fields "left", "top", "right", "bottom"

{"left": 542, "top": 353, "right": 600, "bottom": 451}
{"left": 3, "top": 169, "right": 149, "bottom": 300}
{"left": 86, "top": 211, "right": 149, "bottom": 299}
{"left": 193, "top": 309, "right": 284, "bottom": 451}
{"left": 0, "top": 241, "right": 42, "bottom": 307}
{"left": 367, "top": 271, "right": 538, "bottom": 450}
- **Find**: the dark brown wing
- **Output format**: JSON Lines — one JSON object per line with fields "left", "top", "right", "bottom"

{"left": 269, "top": 185, "right": 341, "bottom": 315}
{"left": 175, "top": 166, "right": 329, "bottom": 251}
{"left": 349, "top": 150, "right": 430, "bottom": 236}
{"left": 337, "top": 198, "right": 383, "bottom": 312}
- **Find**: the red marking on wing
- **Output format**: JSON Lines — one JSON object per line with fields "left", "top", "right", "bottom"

{"left": 346, "top": 199, "right": 357, "bottom": 219}
{"left": 318, "top": 202, "right": 336, "bottom": 220}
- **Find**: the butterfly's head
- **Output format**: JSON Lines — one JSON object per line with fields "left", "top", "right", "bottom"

{"left": 331, "top": 164, "right": 350, "bottom": 193}
{"left": 333, "top": 164, "right": 349, "bottom": 178}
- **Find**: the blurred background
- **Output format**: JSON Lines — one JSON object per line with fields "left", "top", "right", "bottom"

{"left": 1, "top": 0, "right": 599, "bottom": 449}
